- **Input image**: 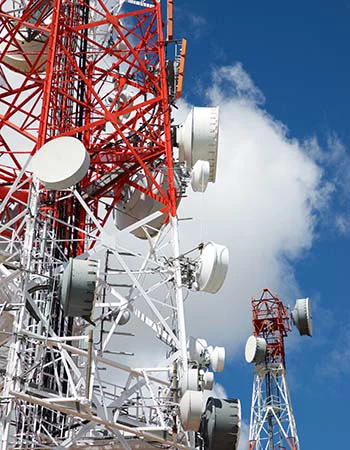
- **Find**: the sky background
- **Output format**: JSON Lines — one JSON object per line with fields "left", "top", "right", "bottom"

{"left": 171, "top": 1, "right": 350, "bottom": 448}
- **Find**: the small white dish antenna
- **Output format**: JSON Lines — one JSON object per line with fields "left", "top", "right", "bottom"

{"left": 201, "top": 370, "right": 214, "bottom": 391}
{"left": 191, "top": 160, "right": 210, "bottom": 192}
{"left": 245, "top": 335, "right": 267, "bottom": 364}
{"left": 188, "top": 337, "right": 225, "bottom": 371}
{"left": 31, "top": 137, "right": 90, "bottom": 190}
{"left": 180, "top": 368, "right": 200, "bottom": 394}
{"left": 178, "top": 106, "right": 219, "bottom": 182}
{"left": 209, "top": 346, "right": 225, "bottom": 372}
{"left": 188, "top": 336, "right": 208, "bottom": 364}
{"left": 292, "top": 298, "right": 312, "bottom": 337}
{"left": 179, "top": 390, "right": 203, "bottom": 431}
{"left": 196, "top": 242, "right": 229, "bottom": 294}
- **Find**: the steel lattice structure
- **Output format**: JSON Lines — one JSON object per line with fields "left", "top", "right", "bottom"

{"left": 0, "top": 0, "right": 236, "bottom": 449}
{"left": 247, "top": 289, "right": 300, "bottom": 450}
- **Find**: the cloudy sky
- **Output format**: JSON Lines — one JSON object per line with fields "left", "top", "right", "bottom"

{"left": 173, "top": 1, "right": 350, "bottom": 448}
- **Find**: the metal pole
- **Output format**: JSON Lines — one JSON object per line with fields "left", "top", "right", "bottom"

{"left": 170, "top": 215, "right": 188, "bottom": 368}
{"left": 1, "top": 180, "right": 40, "bottom": 449}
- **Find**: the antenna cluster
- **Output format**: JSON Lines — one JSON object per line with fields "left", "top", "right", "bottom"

{"left": 245, "top": 288, "right": 313, "bottom": 450}
{"left": 0, "top": 1, "right": 240, "bottom": 449}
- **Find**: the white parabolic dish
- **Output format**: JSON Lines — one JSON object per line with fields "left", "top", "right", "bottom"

{"left": 31, "top": 137, "right": 90, "bottom": 190}
{"left": 245, "top": 335, "right": 267, "bottom": 364}
{"left": 191, "top": 160, "right": 210, "bottom": 192}
{"left": 209, "top": 346, "right": 225, "bottom": 372}
{"left": 196, "top": 242, "right": 229, "bottom": 293}
{"left": 179, "top": 390, "right": 203, "bottom": 431}
{"left": 188, "top": 336, "right": 208, "bottom": 363}
{"left": 178, "top": 106, "right": 219, "bottom": 182}
{"left": 292, "top": 297, "right": 312, "bottom": 337}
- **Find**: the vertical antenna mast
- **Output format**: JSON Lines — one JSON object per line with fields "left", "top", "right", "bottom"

{"left": 246, "top": 288, "right": 312, "bottom": 450}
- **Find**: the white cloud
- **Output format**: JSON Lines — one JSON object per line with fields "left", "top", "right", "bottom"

{"left": 178, "top": 63, "right": 330, "bottom": 356}
{"left": 238, "top": 420, "right": 250, "bottom": 450}
{"left": 189, "top": 14, "right": 207, "bottom": 28}
{"left": 210, "top": 62, "right": 265, "bottom": 105}
{"left": 303, "top": 133, "right": 350, "bottom": 234}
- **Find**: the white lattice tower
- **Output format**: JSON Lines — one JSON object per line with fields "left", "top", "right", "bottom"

{"left": 247, "top": 289, "right": 301, "bottom": 450}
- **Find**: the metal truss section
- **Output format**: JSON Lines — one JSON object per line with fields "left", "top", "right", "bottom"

{"left": 249, "top": 365, "right": 299, "bottom": 450}
{"left": 0, "top": 178, "right": 193, "bottom": 449}
{"left": 247, "top": 289, "right": 301, "bottom": 450}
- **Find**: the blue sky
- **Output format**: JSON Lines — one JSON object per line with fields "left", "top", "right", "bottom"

{"left": 173, "top": 1, "right": 350, "bottom": 448}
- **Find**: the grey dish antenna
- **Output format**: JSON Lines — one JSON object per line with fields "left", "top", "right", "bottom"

{"left": 199, "top": 397, "right": 241, "bottom": 450}
{"left": 60, "top": 258, "right": 98, "bottom": 320}
{"left": 292, "top": 297, "right": 312, "bottom": 337}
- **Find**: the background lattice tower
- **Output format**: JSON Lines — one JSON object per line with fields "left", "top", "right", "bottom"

{"left": 245, "top": 288, "right": 312, "bottom": 450}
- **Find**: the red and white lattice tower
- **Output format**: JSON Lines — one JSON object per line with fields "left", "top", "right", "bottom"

{"left": 0, "top": 0, "right": 241, "bottom": 449}
{"left": 245, "top": 288, "right": 312, "bottom": 450}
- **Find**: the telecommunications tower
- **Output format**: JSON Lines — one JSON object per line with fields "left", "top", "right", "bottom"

{"left": 245, "top": 288, "right": 312, "bottom": 450}
{"left": 0, "top": 0, "right": 241, "bottom": 449}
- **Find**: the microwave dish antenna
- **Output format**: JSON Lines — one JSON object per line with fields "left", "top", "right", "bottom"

{"left": 178, "top": 107, "right": 219, "bottom": 182}
{"left": 31, "top": 137, "right": 90, "bottom": 190}
{"left": 292, "top": 297, "right": 312, "bottom": 336}
{"left": 200, "top": 397, "right": 241, "bottom": 450}
{"left": 245, "top": 335, "right": 267, "bottom": 364}
{"left": 196, "top": 241, "right": 229, "bottom": 293}
{"left": 60, "top": 258, "right": 99, "bottom": 319}
{"left": 202, "top": 370, "right": 214, "bottom": 390}
{"left": 191, "top": 160, "right": 210, "bottom": 192}
{"left": 188, "top": 336, "right": 209, "bottom": 364}
{"left": 208, "top": 345, "right": 226, "bottom": 372}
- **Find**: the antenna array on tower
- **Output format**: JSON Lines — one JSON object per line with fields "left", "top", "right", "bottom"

{"left": 245, "top": 288, "right": 313, "bottom": 450}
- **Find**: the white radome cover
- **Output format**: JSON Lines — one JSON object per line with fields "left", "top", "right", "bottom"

{"left": 31, "top": 137, "right": 90, "bottom": 190}
{"left": 179, "top": 390, "right": 203, "bottom": 431}
{"left": 178, "top": 106, "right": 219, "bottom": 182}
{"left": 209, "top": 346, "right": 225, "bottom": 372}
{"left": 202, "top": 370, "right": 214, "bottom": 390}
{"left": 245, "top": 335, "right": 267, "bottom": 364}
{"left": 180, "top": 368, "right": 199, "bottom": 393}
{"left": 292, "top": 297, "right": 312, "bottom": 336}
{"left": 188, "top": 336, "right": 208, "bottom": 362}
{"left": 196, "top": 242, "right": 229, "bottom": 293}
{"left": 191, "top": 160, "right": 210, "bottom": 192}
